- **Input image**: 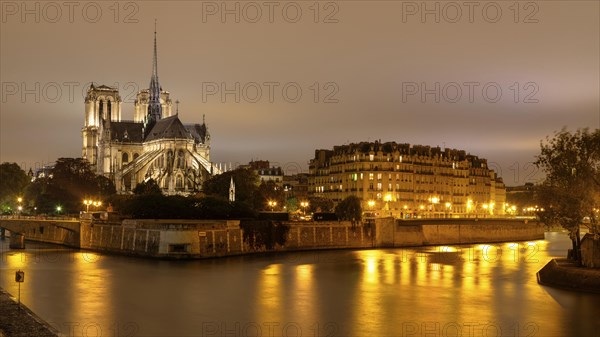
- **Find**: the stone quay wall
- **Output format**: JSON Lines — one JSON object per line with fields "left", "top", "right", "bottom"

{"left": 78, "top": 218, "right": 544, "bottom": 259}
{"left": 376, "top": 218, "right": 545, "bottom": 248}
{"left": 2, "top": 216, "right": 545, "bottom": 258}
{"left": 79, "top": 219, "right": 376, "bottom": 258}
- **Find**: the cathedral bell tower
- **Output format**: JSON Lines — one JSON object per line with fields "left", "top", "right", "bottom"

{"left": 82, "top": 84, "right": 121, "bottom": 172}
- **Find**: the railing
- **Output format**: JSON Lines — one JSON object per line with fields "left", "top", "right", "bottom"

{"left": 0, "top": 215, "right": 78, "bottom": 221}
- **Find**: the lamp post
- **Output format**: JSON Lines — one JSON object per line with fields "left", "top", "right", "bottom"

{"left": 445, "top": 202, "right": 452, "bottom": 218}
{"left": 367, "top": 200, "right": 375, "bottom": 216}
{"left": 429, "top": 196, "right": 439, "bottom": 218}
{"left": 300, "top": 201, "right": 309, "bottom": 216}
{"left": 268, "top": 200, "right": 277, "bottom": 212}
{"left": 84, "top": 199, "right": 102, "bottom": 212}
{"left": 17, "top": 197, "right": 23, "bottom": 217}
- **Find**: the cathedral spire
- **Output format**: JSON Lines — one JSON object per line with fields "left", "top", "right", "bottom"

{"left": 152, "top": 19, "right": 158, "bottom": 80}
{"left": 146, "top": 19, "right": 162, "bottom": 129}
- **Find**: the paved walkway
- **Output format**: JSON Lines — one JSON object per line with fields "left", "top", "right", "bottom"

{"left": 0, "top": 288, "right": 59, "bottom": 337}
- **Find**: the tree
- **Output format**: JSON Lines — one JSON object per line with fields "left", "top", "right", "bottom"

{"left": 0, "top": 163, "right": 30, "bottom": 211}
{"left": 535, "top": 128, "right": 600, "bottom": 264}
{"left": 133, "top": 179, "right": 162, "bottom": 195}
{"left": 203, "top": 168, "right": 259, "bottom": 208}
{"left": 335, "top": 195, "right": 363, "bottom": 226}
{"left": 308, "top": 196, "right": 334, "bottom": 213}
{"left": 255, "top": 180, "right": 285, "bottom": 211}
{"left": 25, "top": 158, "right": 116, "bottom": 214}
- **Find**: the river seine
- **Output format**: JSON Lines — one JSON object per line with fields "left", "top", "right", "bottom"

{"left": 1, "top": 231, "right": 599, "bottom": 337}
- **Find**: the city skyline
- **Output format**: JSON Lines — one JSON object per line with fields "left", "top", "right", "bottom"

{"left": 1, "top": 1, "right": 598, "bottom": 186}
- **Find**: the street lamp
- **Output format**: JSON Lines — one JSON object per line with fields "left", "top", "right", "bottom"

{"left": 300, "top": 201, "right": 309, "bottom": 215}
{"left": 16, "top": 197, "right": 23, "bottom": 216}
{"left": 268, "top": 200, "right": 277, "bottom": 212}
{"left": 368, "top": 200, "right": 375, "bottom": 211}
{"left": 84, "top": 199, "right": 102, "bottom": 212}
{"left": 445, "top": 202, "right": 452, "bottom": 218}
{"left": 428, "top": 196, "right": 439, "bottom": 218}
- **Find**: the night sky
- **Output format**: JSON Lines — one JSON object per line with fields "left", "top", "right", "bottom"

{"left": 1, "top": 1, "right": 598, "bottom": 185}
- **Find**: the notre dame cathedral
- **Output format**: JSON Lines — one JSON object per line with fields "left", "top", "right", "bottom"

{"left": 81, "top": 28, "right": 220, "bottom": 195}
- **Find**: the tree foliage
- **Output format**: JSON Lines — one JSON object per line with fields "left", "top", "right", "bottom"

{"left": 202, "top": 168, "right": 287, "bottom": 211}
{"left": 240, "top": 220, "right": 290, "bottom": 250}
{"left": 335, "top": 195, "right": 363, "bottom": 226}
{"left": 113, "top": 194, "right": 255, "bottom": 219}
{"left": 203, "top": 168, "right": 258, "bottom": 207}
{"left": 256, "top": 180, "right": 285, "bottom": 211}
{"left": 535, "top": 128, "right": 600, "bottom": 263}
{"left": 133, "top": 178, "right": 162, "bottom": 195}
{"left": 25, "top": 158, "right": 116, "bottom": 214}
{"left": 0, "top": 162, "right": 30, "bottom": 212}
{"left": 308, "top": 196, "right": 334, "bottom": 213}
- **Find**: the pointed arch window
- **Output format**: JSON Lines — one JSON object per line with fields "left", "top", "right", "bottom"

{"left": 99, "top": 99, "right": 104, "bottom": 118}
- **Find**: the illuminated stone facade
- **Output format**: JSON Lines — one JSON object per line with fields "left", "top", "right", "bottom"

{"left": 81, "top": 30, "right": 220, "bottom": 195}
{"left": 308, "top": 141, "right": 506, "bottom": 218}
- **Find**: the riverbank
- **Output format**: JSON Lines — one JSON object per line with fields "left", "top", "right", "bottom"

{"left": 77, "top": 217, "right": 545, "bottom": 259}
{"left": 0, "top": 288, "right": 60, "bottom": 337}
{"left": 537, "top": 258, "right": 600, "bottom": 294}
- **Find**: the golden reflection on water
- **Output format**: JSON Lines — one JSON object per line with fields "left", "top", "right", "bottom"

{"left": 256, "top": 263, "right": 283, "bottom": 324}
{"left": 354, "top": 250, "right": 385, "bottom": 336}
{"left": 292, "top": 264, "right": 316, "bottom": 326}
{"left": 2, "top": 236, "right": 584, "bottom": 337}
{"left": 71, "top": 251, "right": 111, "bottom": 321}
{"left": 3, "top": 251, "right": 28, "bottom": 302}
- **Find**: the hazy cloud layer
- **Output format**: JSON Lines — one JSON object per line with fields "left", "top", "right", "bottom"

{"left": 1, "top": 1, "right": 598, "bottom": 185}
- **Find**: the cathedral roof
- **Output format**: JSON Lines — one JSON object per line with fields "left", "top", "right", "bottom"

{"left": 185, "top": 123, "right": 208, "bottom": 144}
{"left": 145, "top": 115, "right": 192, "bottom": 141}
{"left": 110, "top": 121, "right": 144, "bottom": 142}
